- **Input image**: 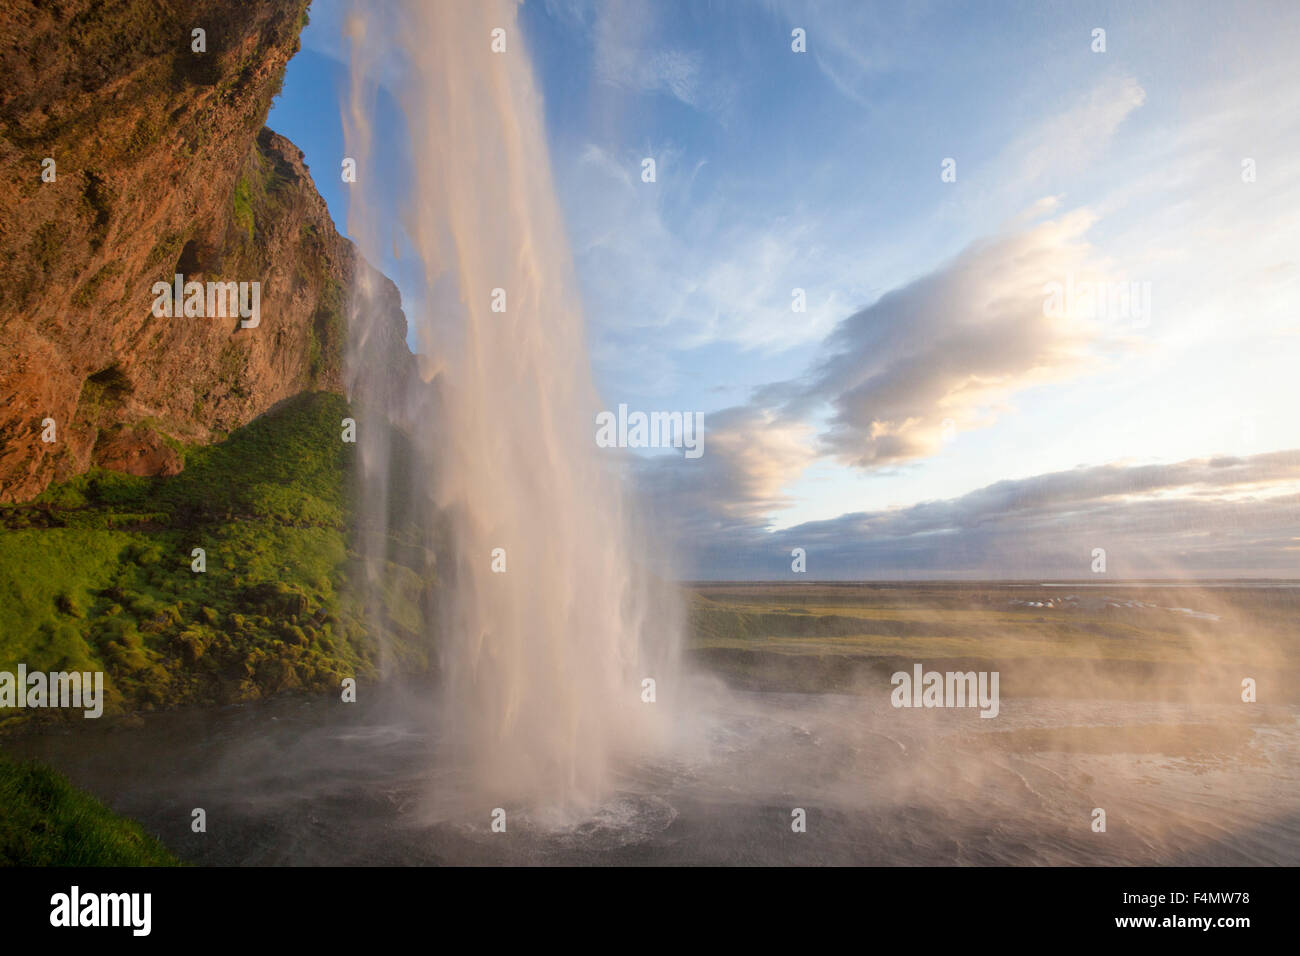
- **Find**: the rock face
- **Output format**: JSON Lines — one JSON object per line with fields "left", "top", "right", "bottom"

{"left": 0, "top": 0, "right": 412, "bottom": 502}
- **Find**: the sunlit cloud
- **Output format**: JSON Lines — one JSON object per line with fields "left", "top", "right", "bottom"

{"left": 759, "top": 206, "right": 1121, "bottom": 467}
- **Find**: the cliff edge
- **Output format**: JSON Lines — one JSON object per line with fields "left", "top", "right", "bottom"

{"left": 0, "top": 0, "right": 412, "bottom": 502}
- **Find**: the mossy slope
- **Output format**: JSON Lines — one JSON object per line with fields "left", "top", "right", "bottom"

{"left": 0, "top": 391, "right": 436, "bottom": 728}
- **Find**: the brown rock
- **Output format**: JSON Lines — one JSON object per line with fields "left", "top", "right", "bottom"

{"left": 0, "top": 0, "right": 413, "bottom": 502}
{"left": 91, "top": 424, "right": 183, "bottom": 477}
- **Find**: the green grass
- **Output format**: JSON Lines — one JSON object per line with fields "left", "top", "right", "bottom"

{"left": 0, "top": 392, "right": 436, "bottom": 727}
{"left": 232, "top": 172, "right": 255, "bottom": 241}
{"left": 687, "top": 602, "right": 1180, "bottom": 662}
{"left": 685, "top": 582, "right": 1298, "bottom": 699}
{"left": 0, "top": 753, "right": 177, "bottom": 866}
{"left": 231, "top": 126, "right": 302, "bottom": 250}
{"left": 308, "top": 278, "right": 346, "bottom": 384}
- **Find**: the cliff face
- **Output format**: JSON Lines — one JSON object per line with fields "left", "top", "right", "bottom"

{"left": 0, "top": 0, "right": 411, "bottom": 502}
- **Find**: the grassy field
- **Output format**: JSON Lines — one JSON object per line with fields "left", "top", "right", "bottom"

{"left": 686, "top": 581, "right": 1300, "bottom": 702}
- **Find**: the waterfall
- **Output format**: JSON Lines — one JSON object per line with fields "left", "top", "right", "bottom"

{"left": 342, "top": 0, "right": 681, "bottom": 811}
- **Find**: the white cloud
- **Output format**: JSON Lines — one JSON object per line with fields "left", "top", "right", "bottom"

{"left": 760, "top": 206, "right": 1125, "bottom": 467}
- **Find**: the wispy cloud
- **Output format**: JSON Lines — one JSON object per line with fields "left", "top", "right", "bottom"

{"left": 1004, "top": 74, "right": 1147, "bottom": 184}
{"left": 563, "top": 142, "right": 853, "bottom": 375}
{"left": 556, "top": 0, "right": 738, "bottom": 117}
{"left": 757, "top": 0, "right": 928, "bottom": 108}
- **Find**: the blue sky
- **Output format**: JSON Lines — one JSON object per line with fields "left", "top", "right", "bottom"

{"left": 270, "top": 0, "right": 1300, "bottom": 578}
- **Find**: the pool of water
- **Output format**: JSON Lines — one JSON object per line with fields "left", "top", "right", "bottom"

{"left": 10, "top": 679, "right": 1299, "bottom": 865}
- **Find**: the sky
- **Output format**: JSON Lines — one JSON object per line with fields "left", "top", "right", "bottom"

{"left": 269, "top": 0, "right": 1300, "bottom": 579}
